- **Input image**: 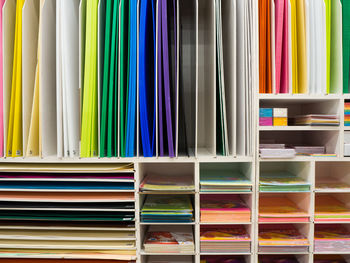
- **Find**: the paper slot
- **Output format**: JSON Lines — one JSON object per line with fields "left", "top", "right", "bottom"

{"left": 196, "top": 0, "right": 215, "bottom": 157}
{"left": 139, "top": 0, "right": 156, "bottom": 157}
{"left": 2, "top": 0, "right": 16, "bottom": 158}
{"left": 39, "top": 0, "right": 56, "bottom": 158}
{"left": 56, "top": 0, "right": 80, "bottom": 158}
{"left": 177, "top": 0, "right": 197, "bottom": 157}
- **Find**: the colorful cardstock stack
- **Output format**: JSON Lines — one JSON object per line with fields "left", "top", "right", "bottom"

{"left": 260, "top": 171, "right": 310, "bottom": 192}
{"left": 315, "top": 194, "right": 350, "bottom": 222}
{"left": 260, "top": 108, "right": 273, "bottom": 126}
{"left": 259, "top": 195, "right": 310, "bottom": 222}
{"left": 314, "top": 224, "right": 350, "bottom": 252}
{"left": 141, "top": 195, "right": 193, "bottom": 223}
{"left": 316, "top": 178, "right": 350, "bottom": 192}
{"left": 345, "top": 101, "right": 350, "bottom": 126}
{"left": 139, "top": 174, "right": 195, "bottom": 192}
{"left": 200, "top": 169, "right": 252, "bottom": 192}
{"left": 143, "top": 226, "right": 195, "bottom": 254}
{"left": 200, "top": 195, "right": 250, "bottom": 223}
{"left": 258, "top": 224, "right": 309, "bottom": 253}
{"left": 273, "top": 108, "right": 288, "bottom": 126}
{"left": 291, "top": 114, "right": 340, "bottom": 126}
{"left": 200, "top": 226, "right": 251, "bottom": 253}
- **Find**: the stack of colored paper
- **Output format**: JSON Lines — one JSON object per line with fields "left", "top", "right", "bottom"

{"left": 143, "top": 226, "right": 194, "bottom": 254}
{"left": 291, "top": 114, "right": 340, "bottom": 126}
{"left": 316, "top": 179, "right": 350, "bottom": 192}
{"left": 200, "top": 256, "right": 245, "bottom": 263}
{"left": 200, "top": 169, "right": 252, "bottom": 192}
{"left": 345, "top": 102, "right": 350, "bottom": 126}
{"left": 258, "top": 224, "right": 309, "bottom": 252}
{"left": 259, "top": 196, "right": 310, "bottom": 222}
{"left": 260, "top": 144, "right": 296, "bottom": 159}
{"left": 315, "top": 195, "right": 350, "bottom": 222}
{"left": 200, "top": 195, "right": 250, "bottom": 223}
{"left": 260, "top": 171, "right": 310, "bottom": 192}
{"left": 141, "top": 195, "right": 193, "bottom": 223}
{"left": 200, "top": 226, "right": 251, "bottom": 253}
{"left": 139, "top": 174, "right": 194, "bottom": 192}
{"left": 259, "top": 256, "right": 300, "bottom": 263}
{"left": 314, "top": 255, "right": 347, "bottom": 263}
{"left": 314, "top": 224, "right": 350, "bottom": 252}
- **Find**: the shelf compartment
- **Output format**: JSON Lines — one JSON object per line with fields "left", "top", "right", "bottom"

{"left": 314, "top": 193, "right": 350, "bottom": 222}
{"left": 314, "top": 224, "right": 350, "bottom": 253}
{"left": 259, "top": 161, "right": 312, "bottom": 193}
{"left": 315, "top": 162, "right": 350, "bottom": 192}
{"left": 258, "top": 224, "right": 311, "bottom": 253}
{"left": 138, "top": 162, "right": 195, "bottom": 193}
{"left": 200, "top": 194, "right": 252, "bottom": 223}
{"left": 260, "top": 130, "right": 340, "bottom": 156}
{"left": 200, "top": 224, "right": 252, "bottom": 254}
{"left": 200, "top": 162, "right": 253, "bottom": 193}
{"left": 142, "top": 255, "right": 194, "bottom": 263}
{"left": 258, "top": 193, "right": 311, "bottom": 223}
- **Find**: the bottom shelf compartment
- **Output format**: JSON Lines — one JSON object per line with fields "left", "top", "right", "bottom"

{"left": 258, "top": 254, "right": 309, "bottom": 263}
{"left": 200, "top": 255, "right": 251, "bottom": 263}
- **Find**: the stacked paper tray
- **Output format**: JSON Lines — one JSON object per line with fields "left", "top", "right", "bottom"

{"left": 200, "top": 226, "right": 251, "bottom": 253}
{"left": 143, "top": 225, "right": 195, "bottom": 254}
{"left": 314, "top": 224, "right": 350, "bottom": 252}
{"left": 345, "top": 102, "right": 350, "bottom": 126}
{"left": 200, "top": 170, "right": 252, "bottom": 192}
{"left": 139, "top": 174, "right": 195, "bottom": 192}
{"left": 141, "top": 195, "right": 193, "bottom": 223}
{"left": 259, "top": 195, "right": 310, "bottom": 222}
{"left": 259, "top": 171, "right": 310, "bottom": 192}
{"left": 200, "top": 195, "right": 251, "bottom": 223}
{"left": 0, "top": 167, "right": 137, "bottom": 260}
{"left": 315, "top": 195, "right": 350, "bottom": 222}
{"left": 258, "top": 225, "right": 309, "bottom": 253}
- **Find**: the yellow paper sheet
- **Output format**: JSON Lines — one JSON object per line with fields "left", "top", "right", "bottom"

{"left": 7, "top": 0, "right": 25, "bottom": 157}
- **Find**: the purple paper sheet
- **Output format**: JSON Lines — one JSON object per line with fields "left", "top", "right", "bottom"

{"left": 161, "top": 0, "right": 174, "bottom": 157}
{"left": 158, "top": 0, "right": 164, "bottom": 156}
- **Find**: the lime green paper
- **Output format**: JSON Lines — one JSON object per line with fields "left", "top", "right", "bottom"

{"left": 81, "top": 0, "right": 98, "bottom": 157}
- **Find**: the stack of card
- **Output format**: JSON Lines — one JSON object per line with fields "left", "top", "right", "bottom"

{"left": 291, "top": 114, "right": 340, "bottom": 126}
{"left": 260, "top": 171, "right": 310, "bottom": 192}
{"left": 314, "top": 224, "right": 350, "bottom": 252}
{"left": 200, "top": 226, "right": 251, "bottom": 253}
{"left": 141, "top": 195, "right": 193, "bottom": 223}
{"left": 345, "top": 102, "right": 350, "bottom": 126}
{"left": 200, "top": 195, "right": 250, "bottom": 223}
{"left": 200, "top": 169, "right": 252, "bottom": 192}
{"left": 315, "top": 195, "right": 350, "bottom": 222}
{"left": 139, "top": 174, "right": 195, "bottom": 192}
{"left": 143, "top": 226, "right": 195, "bottom": 254}
{"left": 258, "top": 224, "right": 309, "bottom": 253}
{"left": 259, "top": 195, "right": 310, "bottom": 222}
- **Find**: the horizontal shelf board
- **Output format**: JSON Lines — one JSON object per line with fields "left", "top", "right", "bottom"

{"left": 0, "top": 189, "right": 136, "bottom": 192}
{"left": 258, "top": 221, "right": 311, "bottom": 224}
{"left": 259, "top": 126, "right": 340, "bottom": 131}
{"left": 139, "top": 222, "right": 196, "bottom": 225}
{"left": 258, "top": 252, "right": 310, "bottom": 255}
{"left": 199, "top": 191, "right": 252, "bottom": 194}
{"left": 313, "top": 252, "right": 350, "bottom": 255}
{"left": 313, "top": 221, "right": 350, "bottom": 224}
{"left": 200, "top": 222, "right": 252, "bottom": 225}
{"left": 0, "top": 156, "right": 254, "bottom": 163}
{"left": 259, "top": 156, "right": 340, "bottom": 162}
{"left": 200, "top": 252, "right": 251, "bottom": 255}
{"left": 315, "top": 189, "right": 350, "bottom": 193}
{"left": 140, "top": 251, "right": 195, "bottom": 256}
{"left": 259, "top": 94, "right": 341, "bottom": 100}
{"left": 139, "top": 191, "right": 196, "bottom": 195}
{"left": 259, "top": 191, "right": 311, "bottom": 193}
